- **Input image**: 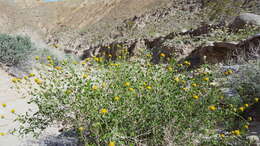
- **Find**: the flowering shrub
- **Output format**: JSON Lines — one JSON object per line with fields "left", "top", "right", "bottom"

{"left": 0, "top": 34, "right": 33, "bottom": 66}
{"left": 13, "top": 56, "right": 254, "bottom": 145}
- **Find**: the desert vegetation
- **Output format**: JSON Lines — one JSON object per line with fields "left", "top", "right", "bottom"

{"left": 0, "top": 0, "right": 259, "bottom": 146}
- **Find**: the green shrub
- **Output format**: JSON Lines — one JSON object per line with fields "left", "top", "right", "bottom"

{"left": 14, "top": 57, "right": 251, "bottom": 145}
{"left": 0, "top": 34, "right": 33, "bottom": 66}
{"left": 227, "top": 60, "right": 260, "bottom": 103}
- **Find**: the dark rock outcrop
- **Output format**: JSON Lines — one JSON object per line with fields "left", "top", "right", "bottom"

{"left": 229, "top": 13, "right": 260, "bottom": 32}
{"left": 185, "top": 34, "right": 260, "bottom": 67}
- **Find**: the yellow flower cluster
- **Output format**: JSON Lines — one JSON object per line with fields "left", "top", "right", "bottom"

{"left": 29, "top": 73, "right": 35, "bottom": 77}
{"left": 224, "top": 69, "right": 233, "bottom": 75}
{"left": 231, "top": 130, "right": 240, "bottom": 136}
{"left": 110, "top": 63, "right": 120, "bottom": 66}
{"left": 93, "top": 57, "right": 103, "bottom": 62}
{"left": 11, "top": 78, "right": 21, "bottom": 83}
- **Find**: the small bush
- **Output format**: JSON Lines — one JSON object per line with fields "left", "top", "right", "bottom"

{"left": 0, "top": 34, "right": 33, "bottom": 66}
{"left": 13, "top": 56, "right": 252, "bottom": 145}
{"left": 226, "top": 60, "right": 260, "bottom": 103}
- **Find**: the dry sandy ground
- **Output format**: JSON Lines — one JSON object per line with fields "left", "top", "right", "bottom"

{"left": 0, "top": 68, "right": 78, "bottom": 146}
{"left": 0, "top": 69, "right": 34, "bottom": 145}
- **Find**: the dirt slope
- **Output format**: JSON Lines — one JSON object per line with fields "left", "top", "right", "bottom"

{"left": 0, "top": 0, "right": 169, "bottom": 35}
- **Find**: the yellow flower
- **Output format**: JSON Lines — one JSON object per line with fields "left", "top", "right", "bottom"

{"left": 78, "top": 127, "right": 84, "bottom": 132}
{"left": 182, "top": 88, "right": 188, "bottom": 91}
{"left": 244, "top": 125, "right": 249, "bottom": 129}
{"left": 11, "top": 78, "right": 18, "bottom": 83}
{"left": 124, "top": 82, "right": 130, "bottom": 87}
{"left": 167, "top": 66, "right": 173, "bottom": 71}
{"left": 146, "top": 86, "right": 152, "bottom": 90}
{"left": 108, "top": 141, "right": 116, "bottom": 146}
{"left": 146, "top": 54, "right": 152, "bottom": 57}
{"left": 191, "top": 83, "right": 197, "bottom": 87}
{"left": 34, "top": 78, "right": 43, "bottom": 84}
{"left": 29, "top": 73, "right": 35, "bottom": 77}
{"left": 255, "top": 98, "right": 259, "bottom": 102}
{"left": 85, "top": 58, "right": 91, "bottom": 62}
{"left": 244, "top": 104, "right": 249, "bottom": 108}
{"left": 232, "top": 130, "right": 240, "bottom": 136}
{"left": 177, "top": 64, "right": 183, "bottom": 67}
{"left": 248, "top": 117, "right": 253, "bottom": 121}
{"left": 23, "top": 76, "right": 28, "bottom": 80}
{"left": 0, "top": 133, "right": 6, "bottom": 136}
{"left": 239, "top": 107, "right": 245, "bottom": 112}
{"left": 65, "top": 89, "right": 72, "bottom": 95}
{"left": 52, "top": 44, "right": 59, "bottom": 48}
{"left": 108, "top": 54, "right": 112, "bottom": 58}
{"left": 208, "top": 105, "right": 217, "bottom": 111}
{"left": 83, "top": 74, "right": 88, "bottom": 79}
{"left": 203, "top": 72, "right": 209, "bottom": 75}
{"left": 128, "top": 88, "right": 134, "bottom": 92}
{"left": 224, "top": 69, "right": 233, "bottom": 75}
{"left": 81, "top": 61, "right": 86, "bottom": 65}
{"left": 174, "top": 77, "right": 180, "bottom": 82}
{"left": 224, "top": 71, "right": 229, "bottom": 75}
{"left": 220, "top": 134, "right": 225, "bottom": 138}
{"left": 93, "top": 57, "right": 100, "bottom": 62}
{"left": 183, "top": 61, "right": 191, "bottom": 66}
{"left": 159, "top": 53, "right": 166, "bottom": 57}
{"left": 110, "top": 63, "right": 120, "bottom": 66}
{"left": 35, "top": 56, "right": 40, "bottom": 60}
{"left": 114, "top": 96, "right": 120, "bottom": 101}
{"left": 100, "top": 108, "right": 108, "bottom": 114}
{"left": 2, "top": 103, "right": 6, "bottom": 108}
{"left": 203, "top": 77, "right": 209, "bottom": 81}
{"left": 55, "top": 66, "right": 62, "bottom": 70}
{"left": 11, "top": 109, "right": 15, "bottom": 113}
{"left": 47, "top": 56, "right": 52, "bottom": 60}
{"left": 92, "top": 85, "right": 98, "bottom": 90}
{"left": 192, "top": 95, "right": 199, "bottom": 99}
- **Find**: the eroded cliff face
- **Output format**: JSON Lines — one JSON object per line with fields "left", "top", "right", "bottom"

{"left": 0, "top": 0, "right": 168, "bottom": 35}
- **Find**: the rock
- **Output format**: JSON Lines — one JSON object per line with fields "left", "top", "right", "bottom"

{"left": 184, "top": 34, "right": 260, "bottom": 67}
{"left": 246, "top": 135, "right": 260, "bottom": 144}
{"left": 229, "top": 13, "right": 260, "bottom": 32}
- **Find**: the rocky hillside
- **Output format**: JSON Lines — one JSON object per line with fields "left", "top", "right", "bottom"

{"left": 0, "top": 0, "right": 170, "bottom": 35}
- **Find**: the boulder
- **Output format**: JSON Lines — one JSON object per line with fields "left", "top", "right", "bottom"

{"left": 184, "top": 42, "right": 238, "bottom": 67}
{"left": 229, "top": 13, "right": 260, "bottom": 32}
{"left": 184, "top": 34, "right": 260, "bottom": 67}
